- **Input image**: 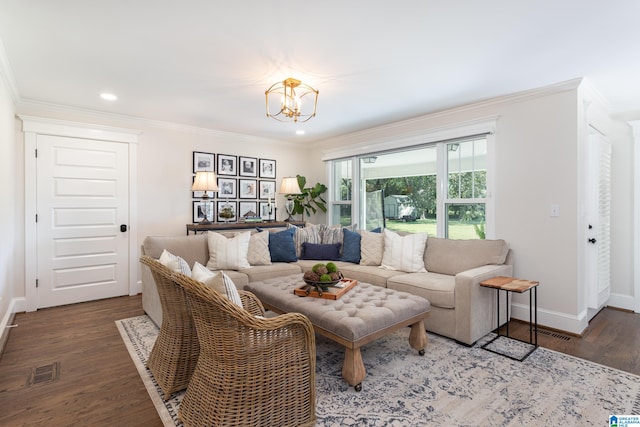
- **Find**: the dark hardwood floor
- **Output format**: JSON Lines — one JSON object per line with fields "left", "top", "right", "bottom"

{"left": 0, "top": 295, "right": 638, "bottom": 426}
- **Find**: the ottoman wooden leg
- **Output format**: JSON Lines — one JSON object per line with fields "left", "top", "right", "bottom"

{"left": 409, "top": 320, "right": 428, "bottom": 355}
{"left": 342, "top": 347, "right": 366, "bottom": 391}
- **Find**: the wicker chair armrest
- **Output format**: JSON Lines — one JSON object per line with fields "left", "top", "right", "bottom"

{"left": 238, "top": 290, "right": 266, "bottom": 317}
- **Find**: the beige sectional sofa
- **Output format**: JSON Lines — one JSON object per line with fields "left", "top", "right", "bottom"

{"left": 141, "top": 227, "right": 513, "bottom": 345}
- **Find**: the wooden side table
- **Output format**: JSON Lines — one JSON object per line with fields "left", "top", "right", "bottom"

{"left": 479, "top": 276, "right": 539, "bottom": 361}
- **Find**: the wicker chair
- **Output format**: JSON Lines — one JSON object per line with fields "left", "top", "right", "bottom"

{"left": 139, "top": 256, "right": 200, "bottom": 400}
{"left": 172, "top": 271, "right": 317, "bottom": 427}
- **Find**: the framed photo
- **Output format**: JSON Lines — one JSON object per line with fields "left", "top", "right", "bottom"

{"left": 217, "top": 200, "right": 237, "bottom": 222}
{"left": 217, "top": 178, "right": 237, "bottom": 198}
{"left": 259, "top": 201, "right": 273, "bottom": 220}
{"left": 259, "top": 180, "right": 276, "bottom": 200}
{"left": 239, "top": 179, "right": 257, "bottom": 199}
{"left": 192, "top": 200, "right": 214, "bottom": 223}
{"left": 239, "top": 156, "right": 258, "bottom": 177}
{"left": 239, "top": 201, "right": 258, "bottom": 218}
{"left": 259, "top": 158, "right": 276, "bottom": 179}
{"left": 193, "top": 151, "right": 215, "bottom": 173}
{"left": 217, "top": 154, "right": 237, "bottom": 176}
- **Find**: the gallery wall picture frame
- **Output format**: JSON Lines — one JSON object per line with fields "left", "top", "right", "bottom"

{"left": 217, "top": 178, "right": 237, "bottom": 199}
{"left": 259, "top": 158, "right": 276, "bottom": 179}
{"left": 239, "top": 201, "right": 258, "bottom": 218}
{"left": 239, "top": 179, "right": 257, "bottom": 199}
{"left": 193, "top": 200, "right": 215, "bottom": 223}
{"left": 239, "top": 156, "right": 258, "bottom": 177}
{"left": 217, "top": 200, "right": 237, "bottom": 222}
{"left": 193, "top": 151, "right": 215, "bottom": 173}
{"left": 259, "top": 180, "right": 276, "bottom": 200}
{"left": 217, "top": 154, "right": 237, "bottom": 176}
{"left": 259, "top": 201, "right": 273, "bottom": 220}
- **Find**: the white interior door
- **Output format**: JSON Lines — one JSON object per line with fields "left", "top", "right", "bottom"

{"left": 585, "top": 131, "right": 611, "bottom": 318}
{"left": 36, "top": 134, "right": 130, "bottom": 308}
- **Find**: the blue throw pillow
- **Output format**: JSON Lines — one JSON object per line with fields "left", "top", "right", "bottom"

{"left": 269, "top": 227, "right": 297, "bottom": 262}
{"left": 341, "top": 228, "right": 361, "bottom": 263}
{"left": 300, "top": 242, "right": 341, "bottom": 260}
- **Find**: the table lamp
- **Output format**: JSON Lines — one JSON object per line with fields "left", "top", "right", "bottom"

{"left": 191, "top": 171, "right": 218, "bottom": 224}
{"left": 279, "top": 176, "right": 301, "bottom": 221}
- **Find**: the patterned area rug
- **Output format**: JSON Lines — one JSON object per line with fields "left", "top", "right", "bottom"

{"left": 116, "top": 315, "right": 640, "bottom": 426}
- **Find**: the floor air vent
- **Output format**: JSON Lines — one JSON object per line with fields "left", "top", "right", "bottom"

{"left": 27, "top": 362, "right": 60, "bottom": 386}
{"left": 538, "top": 329, "right": 571, "bottom": 341}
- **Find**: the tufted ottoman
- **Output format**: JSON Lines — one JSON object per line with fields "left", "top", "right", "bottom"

{"left": 245, "top": 273, "right": 431, "bottom": 391}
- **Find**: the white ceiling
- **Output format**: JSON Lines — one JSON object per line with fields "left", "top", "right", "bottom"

{"left": 1, "top": 1, "right": 639, "bottom": 143}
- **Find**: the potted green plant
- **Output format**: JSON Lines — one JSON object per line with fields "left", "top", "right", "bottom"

{"left": 286, "top": 175, "right": 327, "bottom": 220}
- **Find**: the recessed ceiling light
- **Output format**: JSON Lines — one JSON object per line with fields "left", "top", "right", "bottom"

{"left": 296, "top": 130, "right": 305, "bottom": 135}
{"left": 100, "top": 93, "right": 117, "bottom": 101}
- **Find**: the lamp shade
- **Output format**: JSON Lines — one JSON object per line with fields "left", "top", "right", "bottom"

{"left": 191, "top": 171, "right": 219, "bottom": 192}
{"left": 279, "top": 177, "right": 301, "bottom": 194}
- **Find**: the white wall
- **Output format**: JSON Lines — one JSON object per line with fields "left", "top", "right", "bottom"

{"left": 0, "top": 70, "right": 20, "bottom": 333}
{"left": 311, "top": 80, "right": 634, "bottom": 334}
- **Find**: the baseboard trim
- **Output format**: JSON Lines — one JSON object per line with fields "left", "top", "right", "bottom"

{"left": 0, "top": 297, "right": 26, "bottom": 359}
{"left": 510, "top": 302, "right": 588, "bottom": 336}
{"left": 607, "top": 293, "right": 636, "bottom": 312}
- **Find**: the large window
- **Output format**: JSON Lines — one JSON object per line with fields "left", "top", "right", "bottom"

{"left": 328, "top": 135, "right": 489, "bottom": 239}
{"left": 330, "top": 159, "right": 353, "bottom": 226}
{"left": 445, "top": 138, "right": 487, "bottom": 238}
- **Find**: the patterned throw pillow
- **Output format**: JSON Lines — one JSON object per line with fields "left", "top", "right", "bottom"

{"left": 158, "top": 249, "right": 192, "bottom": 275}
{"left": 191, "top": 262, "right": 242, "bottom": 307}
{"left": 206, "top": 231, "right": 251, "bottom": 270}
{"left": 381, "top": 229, "right": 428, "bottom": 273}
{"left": 247, "top": 230, "right": 271, "bottom": 266}
{"left": 359, "top": 229, "right": 384, "bottom": 266}
{"left": 288, "top": 223, "right": 325, "bottom": 258}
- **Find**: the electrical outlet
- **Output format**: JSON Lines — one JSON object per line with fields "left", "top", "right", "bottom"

{"left": 550, "top": 204, "right": 560, "bottom": 217}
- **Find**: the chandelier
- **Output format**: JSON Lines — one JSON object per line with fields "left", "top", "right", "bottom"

{"left": 265, "top": 78, "right": 319, "bottom": 123}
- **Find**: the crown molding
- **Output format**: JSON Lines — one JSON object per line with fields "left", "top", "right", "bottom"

{"left": 16, "top": 99, "right": 298, "bottom": 148}
{"left": 314, "top": 78, "right": 585, "bottom": 153}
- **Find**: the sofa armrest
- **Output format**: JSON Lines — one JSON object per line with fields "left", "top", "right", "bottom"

{"left": 453, "top": 264, "right": 514, "bottom": 345}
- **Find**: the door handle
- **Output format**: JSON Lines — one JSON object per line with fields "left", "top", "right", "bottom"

{"left": 588, "top": 238, "right": 596, "bottom": 244}
{"left": 120, "top": 224, "right": 128, "bottom": 232}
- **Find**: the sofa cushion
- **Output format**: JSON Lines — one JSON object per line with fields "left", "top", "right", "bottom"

{"left": 206, "top": 231, "right": 251, "bottom": 270}
{"left": 269, "top": 228, "right": 297, "bottom": 262}
{"left": 192, "top": 262, "right": 242, "bottom": 307}
{"left": 247, "top": 230, "right": 271, "bottom": 266}
{"left": 288, "top": 223, "right": 324, "bottom": 258}
{"left": 387, "top": 272, "right": 456, "bottom": 308}
{"left": 143, "top": 234, "right": 209, "bottom": 268}
{"left": 424, "top": 237, "right": 509, "bottom": 275}
{"left": 338, "top": 264, "right": 405, "bottom": 288}
{"left": 341, "top": 228, "right": 361, "bottom": 264}
{"left": 158, "top": 249, "right": 192, "bottom": 275}
{"left": 381, "top": 229, "right": 428, "bottom": 273}
{"left": 300, "top": 242, "right": 341, "bottom": 260}
{"left": 359, "top": 229, "right": 384, "bottom": 266}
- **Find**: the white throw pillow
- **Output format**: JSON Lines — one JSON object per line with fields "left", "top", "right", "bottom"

{"left": 381, "top": 229, "right": 428, "bottom": 273}
{"left": 359, "top": 230, "right": 384, "bottom": 266}
{"left": 191, "top": 262, "right": 242, "bottom": 307}
{"left": 158, "top": 249, "right": 192, "bottom": 275}
{"left": 247, "top": 231, "right": 271, "bottom": 266}
{"left": 206, "top": 231, "right": 251, "bottom": 270}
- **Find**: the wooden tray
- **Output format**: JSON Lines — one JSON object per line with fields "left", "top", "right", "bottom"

{"left": 294, "top": 278, "right": 358, "bottom": 300}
